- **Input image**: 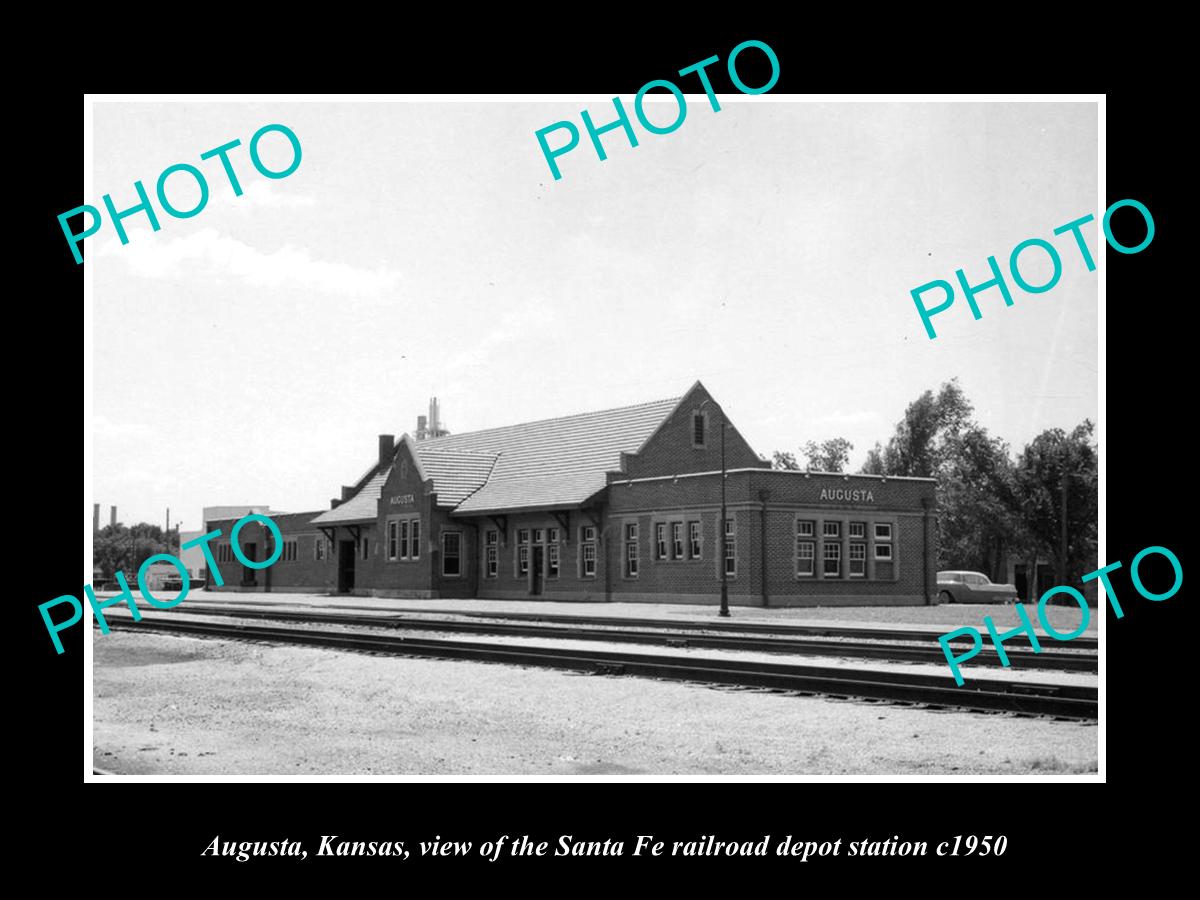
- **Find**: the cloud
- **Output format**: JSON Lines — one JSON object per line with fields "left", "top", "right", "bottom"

{"left": 92, "top": 415, "right": 156, "bottom": 442}
{"left": 220, "top": 180, "right": 317, "bottom": 210}
{"left": 96, "top": 227, "right": 400, "bottom": 295}
{"left": 445, "top": 299, "right": 559, "bottom": 372}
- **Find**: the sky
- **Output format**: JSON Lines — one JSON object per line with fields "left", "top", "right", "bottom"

{"left": 89, "top": 99, "right": 1098, "bottom": 530}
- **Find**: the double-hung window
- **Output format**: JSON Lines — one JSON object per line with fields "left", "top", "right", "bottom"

{"left": 625, "top": 523, "right": 639, "bottom": 577}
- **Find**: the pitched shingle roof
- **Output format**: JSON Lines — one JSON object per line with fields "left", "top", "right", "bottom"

{"left": 311, "top": 467, "right": 391, "bottom": 525}
{"left": 425, "top": 396, "right": 681, "bottom": 514}
{"left": 310, "top": 394, "right": 685, "bottom": 524}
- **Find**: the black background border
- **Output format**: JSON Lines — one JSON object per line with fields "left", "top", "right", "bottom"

{"left": 20, "top": 26, "right": 1184, "bottom": 884}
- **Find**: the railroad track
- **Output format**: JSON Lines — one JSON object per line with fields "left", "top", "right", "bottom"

{"left": 183, "top": 600, "right": 1099, "bottom": 651}
{"left": 101, "top": 613, "right": 1097, "bottom": 720}
{"left": 174, "top": 603, "right": 1096, "bottom": 672}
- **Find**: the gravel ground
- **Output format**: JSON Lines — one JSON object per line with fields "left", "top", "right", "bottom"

{"left": 169, "top": 590, "right": 1099, "bottom": 636}
{"left": 94, "top": 631, "right": 1097, "bottom": 776}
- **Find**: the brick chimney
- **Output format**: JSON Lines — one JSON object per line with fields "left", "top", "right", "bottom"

{"left": 379, "top": 433, "right": 394, "bottom": 464}
{"left": 417, "top": 415, "right": 427, "bottom": 441}
{"left": 341, "top": 485, "right": 354, "bottom": 500}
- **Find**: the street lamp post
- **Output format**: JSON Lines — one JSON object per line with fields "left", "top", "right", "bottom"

{"left": 719, "top": 420, "right": 729, "bottom": 618}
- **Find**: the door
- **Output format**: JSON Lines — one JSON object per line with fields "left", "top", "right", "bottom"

{"left": 530, "top": 546, "right": 544, "bottom": 596}
{"left": 241, "top": 542, "right": 257, "bottom": 586}
{"left": 338, "top": 540, "right": 356, "bottom": 593}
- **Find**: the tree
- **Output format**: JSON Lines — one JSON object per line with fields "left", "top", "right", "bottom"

{"left": 93, "top": 523, "right": 173, "bottom": 581}
{"left": 935, "top": 425, "right": 1024, "bottom": 578}
{"left": 771, "top": 450, "right": 800, "bottom": 471}
{"left": 800, "top": 437, "right": 854, "bottom": 473}
{"left": 860, "top": 442, "right": 886, "bottom": 475}
{"left": 1013, "top": 420, "right": 1098, "bottom": 589}
{"left": 866, "top": 379, "right": 974, "bottom": 477}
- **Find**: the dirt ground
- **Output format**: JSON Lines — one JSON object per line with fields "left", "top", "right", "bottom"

{"left": 93, "top": 631, "right": 1097, "bottom": 776}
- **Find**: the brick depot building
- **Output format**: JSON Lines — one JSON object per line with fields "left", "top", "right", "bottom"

{"left": 207, "top": 382, "right": 937, "bottom": 607}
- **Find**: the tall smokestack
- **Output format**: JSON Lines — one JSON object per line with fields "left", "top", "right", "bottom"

{"left": 93, "top": 503, "right": 100, "bottom": 532}
{"left": 110, "top": 506, "right": 117, "bottom": 528}
{"left": 430, "top": 397, "right": 440, "bottom": 434}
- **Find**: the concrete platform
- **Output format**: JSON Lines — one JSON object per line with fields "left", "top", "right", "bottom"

{"left": 155, "top": 589, "right": 1099, "bottom": 636}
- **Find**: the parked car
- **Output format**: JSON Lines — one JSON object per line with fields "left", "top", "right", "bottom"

{"left": 936, "top": 571, "right": 1020, "bottom": 604}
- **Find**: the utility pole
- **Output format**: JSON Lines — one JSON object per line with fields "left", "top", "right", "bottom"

{"left": 1060, "top": 476, "right": 1069, "bottom": 586}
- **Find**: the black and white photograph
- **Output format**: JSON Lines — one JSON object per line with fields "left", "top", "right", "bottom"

{"left": 82, "top": 94, "right": 1101, "bottom": 779}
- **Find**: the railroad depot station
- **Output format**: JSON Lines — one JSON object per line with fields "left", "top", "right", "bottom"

{"left": 206, "top": 382, "right": 937, "bottom": 607}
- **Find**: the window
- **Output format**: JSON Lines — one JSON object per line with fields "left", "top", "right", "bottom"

{"left": 517, "top": 528, "right": 530, "bottom": 544}
{"left": 625, "top": 522, "right": 639, "bottom": 577}
{"left": 823, "top": 521, "right": 841, "bottom": 538}
{"left": 581, "top": 526, "right": 597, "bottom": 577}
{"left": 400, "top": 520, "right": 410, "bottom": 559}
{"left": 361, "top": 537, "right": 369, "bottom": 561}
{"left": 533, "top": 528, "right": 545, "bottom": 544}
{"left": 724, "top": 518, "right": 736, "bottom": 576}
{"left": 518, "top": 545, "right": 529, "bottom": 575}
{"left": 797, "top": 519, "right": 814, "bottom": 538}
{"left": 692, "top": 410, "right": 707, "bottom": 447}
{"left": 282, "top": 540, "right": 297, "bottom": 562}
{"left": 387, "top": 521, "right": 398, "bottom": 560}
{"left": 655, "top": 523, "right": 667, "bottom": 560}
{"left": 796, "top": 540, "right": 815, "bottom": 576}
{"left": 442, "top": 532, "right": 461, "bottom": 577}
{"left": 548, "top": 543, "right": 560, "bottom": 578}
{"left": 874, "top": 521, "right": 892, "bottom": 561}
{"left": 824, "top": 542, "right": 841, "bottom": 577}
{"left": 688, "top": 521, "right": 701, "bottom": 559}
{"left": 849, "top": 521, "right": 866, "bottom": 539}
{"left": 315, "top": 538, "right": 327, "bottom": 561}
{"left": 410, "top": 520, "right": 421, "bottom": 560}
{"left": 485, "top": 531, "right": 498, "bottom": 578}
{"left": 671, "top": 522, "right": 684, "bottom": 559}
{"left": 849, "top": 542, "right": 866, "bottom": 576}
{"left": 548, "top": 528, "right": 559, "bottom": 544}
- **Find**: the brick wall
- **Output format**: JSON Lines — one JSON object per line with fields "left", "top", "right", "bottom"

{"left": 605, "top": 470, "right": 937, "bottom": 606}
{"left": 205, "top": 511, "right": 330, "bottom": 593}
{"left": 619, "top": 383, "right": 766, "bottom": 480}
{"left": 469, "top": 509, "right": 607, "bottom": 601}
